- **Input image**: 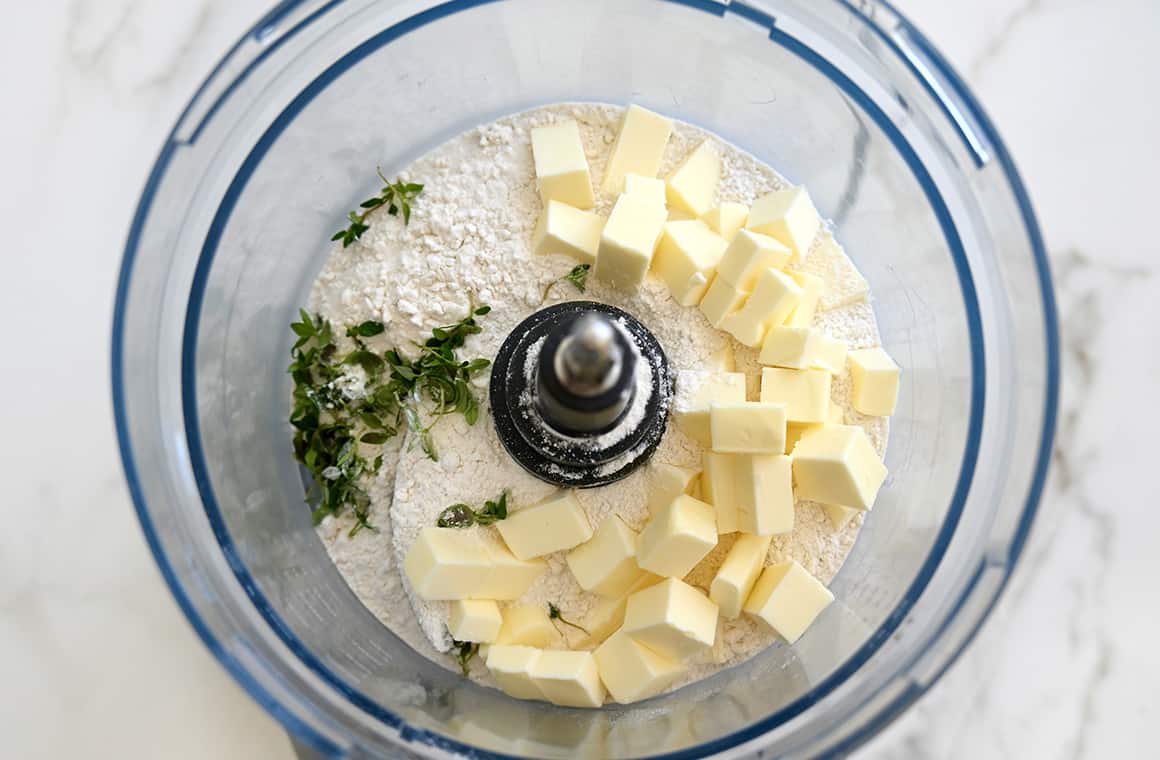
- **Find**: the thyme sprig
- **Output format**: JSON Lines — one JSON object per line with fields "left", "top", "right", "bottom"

{"left": 332, "top": 170, "right": 423, "bottom": 247}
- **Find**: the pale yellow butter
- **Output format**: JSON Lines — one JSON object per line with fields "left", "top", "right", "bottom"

{"left": 702, "top": 202, "right": 749, "bottom": 242}
{"left": 701, "top": 451, "right": 739, "bottom": 534}
{"left": 720, "top": 268, "right": 803, "bottom": 347}
{"left": 496, "top": 604, "right": 559, "bottom": 648}
{"left": 665, "top": 140, "right": 721, "bottom": 217}
{"left": 566, "top": 515, "right": 644, "bottom": 598}
{"left": 849, "top": 347, "right": 900, "bottom": 416}
{"left": 653, "top": 219, "right": 728, "bottom": 305}
{"left": 646, "top": 462, "right": 702, "bottom": 515}
{"left": 672, "top": 369, "right": 747, "bottom": 445}
{"left": 530, "top": 650, "right": 606, "bottom": 708}
{"left": 811, "top": 334, "right": 849, "bottom": 374}
{"left": 710, "top": 533, "right": 773, "bottom": 618}
{"left": 734, "top": 454, "right": 794, "bottom": 535}
{"left": 405, "top": 527, "right": 542, "bottom": 601}
{"left": 760, "top": 325, "right": 821, "bottom": 369}
{"left": 497, "top": 490, "right": 592, "bottom": 560}
{"left": 486, "top": 644, "right": 545, "bottom": 701}
{"left": 448, "top": 599, "right": 503, "bottom": 643}
{"left": 476, "top": 530, "right": 550, "bottom": 599}
{"left": 601, "top": 105, "right": 674, "bottom": 195}
{"left": 594, "top": 631, "right": 684, "bottom": 704}
{"left": 699, "top": 275, "right": 749, "bottom": 328}
{"left": 622, "top": 577, "right": 718, "bottom": 660}
{"left": 530, "top": 121, "right": 594, "bottom": 209}
{"left": 759, "top": 367, "right": 832, "bottom": 424}
{"left": 746, "top": 186, "right": 821, "bottom": 264}
{"left": 743, "top": 559, "right": 834, "bottom": 643}
{"left": 791, "top": 425, "right": 887, "bottom": 509}
{"left": 625, "top": 173, "right": 667, "bottom": 206}
{"left": 595, "top": 192, "right": 668, "bottom": 290}
{"left": 786, "top": 271, "right": 824, "bottom": 327}
{"left": 636, "top": 494, "right": 718, "bottom": 578}
{"left": 532, "top": 200, "right": 604, "bottom": 263}
{"left": 709, "top": 401, "right": 787, "bottom": 455}
{"left": 715, "top": 229, "right": 791, "bottom": 290}
{"left": 576, "top": 596, "right": 628, "bottom": 650}
{"left": 822, "top": 503, "right": 859, "bottom": 531}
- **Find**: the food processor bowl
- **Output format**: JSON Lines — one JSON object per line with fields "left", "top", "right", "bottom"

{"left": 112, "top": 0, "right": 1058, "bottom": 756}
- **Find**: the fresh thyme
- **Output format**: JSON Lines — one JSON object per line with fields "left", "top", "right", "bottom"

{"left": 451, "top": 639, "right": 480, "bottom": 676}
{"left": 436, "top": 491, "right": 509, "bottom": 528}
{"left": 331, "top": 169, "right": 424, "bottom": 247}
{"left": 547, "top": 603, "right": 589, "bottom": 636}
{"left": 541, "top": 263, "right": 591, "bottom": 302}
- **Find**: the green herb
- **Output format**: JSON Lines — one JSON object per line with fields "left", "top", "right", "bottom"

{"left": 548, "top": 603, "right": 589, "bottom": 636}
{"left": 451, "top": 639, "right": 480, "bottom": 676}
{"left": 331, "top": 170, "right": 424, "bottom": 247}
{"left": 542, "top": 263, "right": 591, "bottom": 302}
{"left": 436, "top": 491, "right": 509, "bottom": 528}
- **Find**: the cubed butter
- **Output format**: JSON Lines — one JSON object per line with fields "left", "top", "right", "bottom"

{"left": 672, "top": 369, "right": 746, "bottom": 445}
{"left": 497, "top": 604, "right": 559, "bottom": 648}
{"left": 567, "top": 516, "right": 644, "bottom": 598}
{"left": 709, "top": 401, "right": 787, "bottom": 454}
{"left": 531, "top": 121, "right": 594, "bottom": 209}
{"left": 791, "top": 425, "right": 887, "bottom": 509}
{"left": 811, "top": 334, "right": 849, "bottom": 374}
{"left": 848, "top": 347, "right": 901, "bottom": 416}
{"left": 624, "top": 173, "right": 667, "bottom": 206}
{"left": 743, "top": 559, "right": 833, "bottom": 643}
{"left": 701, "top": 452, "right": 738, "bottom": 534}
{"left": 822, "top": 503, "right": 860, "bottom": 531}
{"left": 602, "top": 105, "right": 674, "bottom": 194}
{"left": 448, "top": 599, "right": 503, "bottom": 643}
{"left": 646, "top": 462, "right": 701, "bottom": 515}
{"left": 760, "top": 326, "right": 820, "bottom": 369}
{"left": 406, "top": 528, "right": 542, "bottom": 601}
{"left": 497, "top": 490, "right": 592, "bottom": 560}
{"left": 530, "top": 650, "right": 605, "bottom": 708}
{"left": 759, "top": 367, "right": 832, "bottom": 424}
{"left": 622, "top": 577, "right": 718, "bottom": 660}
{"left": 710, "top": 534, "right": 773, "bottom": 618}
{"left": 720, "top": 268, "right": 802, "bottom": 347}
{"left": 702, "top": 202, "right": 749, "bottom": 242}
{"left": 785, "top": 421, "right": 821, "bottom": 454}
{"left": 486, "top": 644, "right": 544, "bottom": 700}
{"left": 594, "top": 631, "right": 684, "bottom": 704}
{"left": 715, "top": 229, "right": 791, "bottom": 290}
{"left": 786, "top": 271, "right": 823, "bottom": 327}
{"left": 476, "top": 530, "right": 551, "bottom": 599}
{"left": 576, "top": 596, "right": 628, "bottom": 650}
{"left": 595, "top": 192, "right": 668, "bottom": 290}
{"left": 733, "top": 454, "right": 794, "bottom": 535}
{"left": 532, "top": 200, "right": 604, "bottom": 263}
{"left": 636, "top": 494, "right": 718, "bottom": 579}
{"left": 665, "top": 140, "right": 721, "bottom": 217}
{"left": 746, "top": 186, "right": 820, "bottom": 264}
{"left": 828, "top": 401, "right": 845, "bottom": 424}
{"left": 653, "top": 220, "right": 728, "bottom": 305}
{"left": 699, "top": 275, "right": 749, "bottom": 328}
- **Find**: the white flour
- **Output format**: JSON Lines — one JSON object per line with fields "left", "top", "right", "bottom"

{"left": 310, "top": 104, "right": 888, "bottom": 696}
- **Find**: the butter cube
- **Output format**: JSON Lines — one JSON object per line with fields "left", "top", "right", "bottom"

{"left": 743, "top": 559, "right": 834, "bottom": 643}
{"left": 476, "top": 530, "right": 550, "bottom": 599}
{"left": 448, "top": 599, "right": 503, "bottom": 643}
{"left": 594, "top": 632, "right": 684, "bottom": 704}
{"left": 791, "top": 425, "right": 887, "bottom": 509}
{"left": 786, "top": 271, "right": 824, "bottom": 327}
{"left": 653, "top": 220, "right": 728, "bottom": 305}
{"left": 709, "top": 402, "right": 787, "bottom": 454}
{"left": 497, "top": 604, "right": 559, "bottom": 648}
{"left": 622, "top": 577, "right": 718, "bottom": 660}
{"left": 665, "top": 140, "right": 720, "bottom": 217}
{"left": 576, "top": 596, "right": 628, "bottom": 650}
{"left": 734, "top": 454, "right": 794, "bottom": 535}
{"left": 823, "top": 504, "right": 859, "bottom": 531}
{"left": 812, "top": 334, "right": 848, "bottom": 374}
{"left": 602, "top": 105, "right": 674, "bottom": 194}
{"left": 747, "top": 186, "right": 821, "bottom": 264}
{"left": 760, "top": 367, "right": 832, "bottom": 424}
{"left": 531, "top": 121, "right": 595, "bottom": 209}
{"left": 672, "top": 369, "right": 746, "bottom": 445}
{"left": 636, "top": 494, "right": 718, "bottom": 578}
{"left": 760, "top": 326, "right": 820, "bottom": 369}
{"left": 595, "top": 193, "right": 667, "bottom": 290}
{"left": 624, "top": 173, "right": 667, "bottom": 206}
{"left": 849, "top": 347, "right": 901, "bottom": 416}
{"left": 530, "top": 650, "right": 605, "bottom": 708}
{"left": 485, "top": 644, "right": 544, "bottom": 701}
{"left": 828, "top": 402, "right": 845, "bottom": 424}
{"left": 532, "top": 200, "right": 604, "bottom": 264}
{"left": 720, "top": 268, "right": 802, "bottom": 347}
{"left": 785, "top": 421, "right": 821, "bottom": 454}
{"left": 715, "top": 229, "right": 791, "bottom": 290}
{"left": 699, "top": 275, "right": 749, "bottom": 328}
{"left": 710, "top": 534, "right": 773, "bottom": 618}
{"left": 702, "top": 202, "right": 749, "bottom": 242}
{"left": 497, "top": 490, "right": 592, "bottom": 560}
{"left": 646, "top": 462, "right": 701, "bottom": 515}
{"left": 701, "top": 452, "right": 738, "bottom": 534}
{"left": 405, "top": 527, "right": 535, "bottom": 601}
{"left": 567, "top": 516, "right": 643, "bottom": 598}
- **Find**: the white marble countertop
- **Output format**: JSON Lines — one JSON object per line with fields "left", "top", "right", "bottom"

{"left": 1, "top": 1, "right": 1155, "bottom": 757}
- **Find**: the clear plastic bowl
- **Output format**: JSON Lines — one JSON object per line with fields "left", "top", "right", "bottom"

{"left": 112, "top": 0, "right": 1059, "bottom": 757}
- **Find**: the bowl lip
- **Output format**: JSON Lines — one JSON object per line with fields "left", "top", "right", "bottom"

{"left": 110, "top": 0, "right": 1060, "bottom": 757}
